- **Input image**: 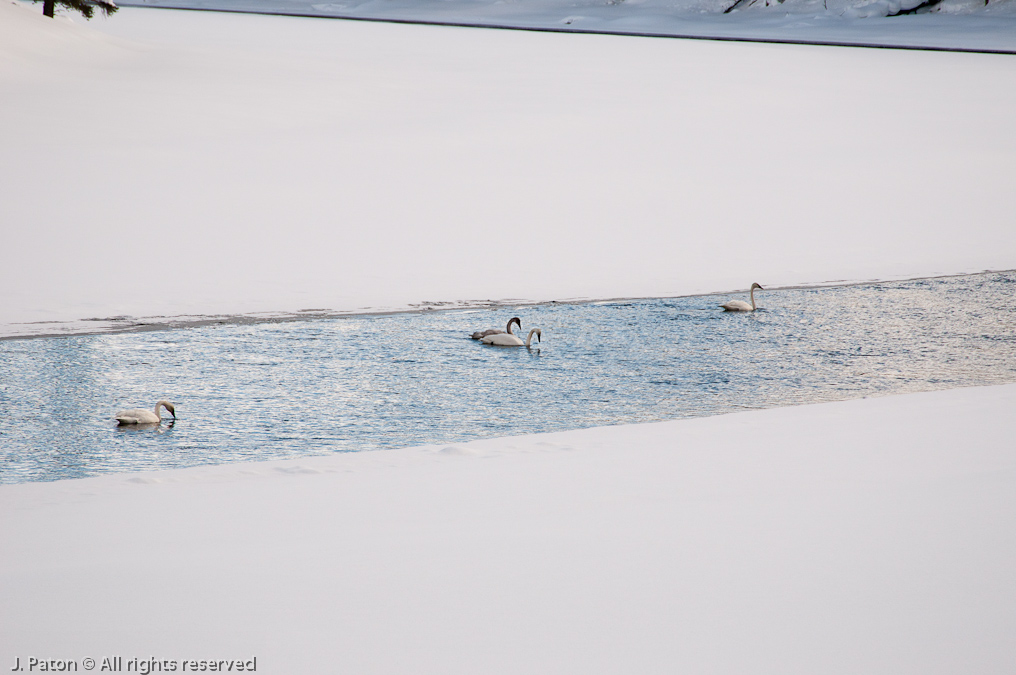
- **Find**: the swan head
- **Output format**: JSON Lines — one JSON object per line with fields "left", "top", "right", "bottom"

{"left": 751, "top": 283, "right": 764, "bottom": 291}
{"left": 157, "top": 400, "right": 176, "bottom": 418}
{"left": 533, "top": 328, "right": 541, "bottom": 344}
{"left": 507, "top": 317, "right": 522, "bottom": 334}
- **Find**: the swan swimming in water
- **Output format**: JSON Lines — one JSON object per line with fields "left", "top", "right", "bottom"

{"left": 115, "top": 400, "right": 176, "bottom": 425}
{"left": 481, "top": 328, "right": 541, "bottom": 347}
{"left": 471, "top": 317, "right": 521, "bottom": 340}
{"left": 720, "top": 283, "right": 764, "bottom": 312}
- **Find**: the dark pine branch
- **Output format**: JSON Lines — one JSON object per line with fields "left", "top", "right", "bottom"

{"left": 37, "top": 0, "right": 118, "bottom": 19}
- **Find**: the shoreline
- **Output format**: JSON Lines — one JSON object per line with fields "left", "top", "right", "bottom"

{"left": 114, "top": 2, "right": 1016, "bottom": 55}
{"left": 3, "top": 382, "right": 1014, "bottom": 672}
{"left": 6, "top": 5, "right": 1014, "bottom": 348}
{"left": 3, "top": 268, "right": 1010, "bottom": 341}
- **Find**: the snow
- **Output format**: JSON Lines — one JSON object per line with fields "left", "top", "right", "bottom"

{"left": 3, "top": 6, "right": 1016, "bottom": 671}
{"left": 2, "top": 2, "right": 1016, "bottom": 338}
{"left": 115, "top": 0, "right": 1016, "bottom": 52}
{"left": 2, "top": 383, "right": 1015, "bottom": 673}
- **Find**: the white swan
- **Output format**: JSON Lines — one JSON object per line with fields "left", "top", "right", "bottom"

{"left": 115, "top": 400, "right": 176, "bottom": 425}
{"left": 471, "top": 317, "right": 521, "bottom": 340}
{"left": 720, "top": 283, "right": 764, "bottom": 312}
{"left": 481, "top": 328, "right": 541, "bottom": 347}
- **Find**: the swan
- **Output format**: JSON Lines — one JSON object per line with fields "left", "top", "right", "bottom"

{"left": 115, "top": 400, "right": 176, "bottom": 425}
{"left": 481, "top": 328, "right": 541, "bottom": 347}
{"left": 720, "top": 283, "right": 764, "bottom": 312}
{"left": 471, "top": 317, "right": 521, "bottom": 340}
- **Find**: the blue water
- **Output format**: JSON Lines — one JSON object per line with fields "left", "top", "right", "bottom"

{"left": 1, "top": 272, "right": 1015, "bottom": 484}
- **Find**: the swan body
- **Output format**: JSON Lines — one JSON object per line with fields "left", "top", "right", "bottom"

{"left": 481, "top": 328, "right": 541, "bottom": 347}
{"left": 471, "top": 317, "right": 521, "bottom": 340}
{"left": 720, "top": 283, "right": 764, "bottom": 312}
{"left": 116, "top": 400, "right": 176, "bottom": 425}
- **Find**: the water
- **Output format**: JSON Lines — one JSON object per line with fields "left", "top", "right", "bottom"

{"left": 1, "top": 272, "right": 1014, "bottom": 484}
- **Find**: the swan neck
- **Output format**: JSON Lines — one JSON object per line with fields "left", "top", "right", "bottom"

{"left": 525, "top": 329, "right": 539, "bottom": 347}
{"left": 750, "top": 287, "right": 756, "bottom": 310}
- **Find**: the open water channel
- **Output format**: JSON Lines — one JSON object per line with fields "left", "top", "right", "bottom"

{"left": 1, "top": 271, "right": 1014, "bottom": 484}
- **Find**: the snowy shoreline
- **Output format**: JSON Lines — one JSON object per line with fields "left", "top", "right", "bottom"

{"left": 3, "top": 383, "right": 1015, "bottom": 673}
{"left": 4, "top": 4, "right": 1015, "bottom": 340}
{"left": 4, "top": 268, "right": 1010, "bottom": 341}
{"left": 116, "top": 0, "right": 1016, "bottom": 53}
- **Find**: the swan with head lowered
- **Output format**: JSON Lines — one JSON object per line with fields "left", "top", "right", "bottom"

{"left": 720, "top": 283, "right": 764, "bottom": 312}
{"left": 471, "top": 317, "right": 521, "bottom": 340}
{"left": 481, "top": 328, "right": 541, "bottom": 347}
{"left": 115, "top": 400, "right": 176, "bottom": 425}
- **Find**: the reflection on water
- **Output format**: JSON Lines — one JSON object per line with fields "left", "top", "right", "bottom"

{"left": 1, "top": 272, "right": 1015, "bottom": 484}
{"left": 115, "top": 420, "right": 175, "bottom": 434}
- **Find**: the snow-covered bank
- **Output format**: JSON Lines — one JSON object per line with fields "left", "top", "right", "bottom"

{"left": 117, "top": 0, "right": 1016, "bottom": 53}
{"left": 2, "top": 383, "right": 1015, "bottom": 673}
{"left": 2, "top": 3, "right": 1015, "bottom": 338}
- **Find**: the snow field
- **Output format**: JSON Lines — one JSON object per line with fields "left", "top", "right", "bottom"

{"left": 2, "top": 3, "right": 1015, "bottom": 336}
{"left": 2, "top": 384, "right": 1015, "bottom": 673}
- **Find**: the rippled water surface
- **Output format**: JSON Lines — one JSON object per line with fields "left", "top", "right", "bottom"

{"left": 2, "top": 272, "right": 1015, "bottom": 484}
